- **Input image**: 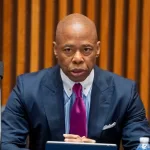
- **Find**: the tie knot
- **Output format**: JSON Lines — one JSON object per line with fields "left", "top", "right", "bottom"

{"left": 73, "top": 83, "right": 82, "bottom": 97}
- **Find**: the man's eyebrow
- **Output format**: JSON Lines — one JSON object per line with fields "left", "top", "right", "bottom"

{"left": 82, "top": 44, "right": 93, "bottom": 47}
{"left": 63, "top": 44, "right": 93, "bottom": 47}
{"left": 63, "top": 44, "right": 74, "bottom": 47}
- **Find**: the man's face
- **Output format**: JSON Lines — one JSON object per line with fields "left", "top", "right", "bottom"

{"left": 54, "top": 23, "right": 100, "bottom": 82}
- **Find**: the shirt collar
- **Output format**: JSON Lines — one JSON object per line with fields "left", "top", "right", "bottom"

{"left": 60, "top": 69, "right": 94, "bottom": 97}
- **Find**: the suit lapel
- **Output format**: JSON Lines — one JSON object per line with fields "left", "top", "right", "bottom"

{"left": 41, "top": 66, "right": 65, "bottom": 141}
{"left": 88, "top": 66, "right": 114, "bottom": 139}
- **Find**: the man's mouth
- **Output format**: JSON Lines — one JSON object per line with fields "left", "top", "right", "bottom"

{"left": 70, "top": 69, "right": 86, "bottom": 77}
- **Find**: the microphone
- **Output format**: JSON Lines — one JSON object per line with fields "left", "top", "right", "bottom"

{"left": 0, "top": 61, "right": 3, "bottom": 80}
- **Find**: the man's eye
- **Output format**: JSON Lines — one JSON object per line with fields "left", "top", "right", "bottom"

{"left": 83, "top": 47, "right": 92, "bottom": 55}
{"left": 84, "top": 48, "right": 90, "bottom": 51}
{"left": 63, "top": 48, "right": 74, "bottom": 56}
{"left": 64, "top": 48, "right": 71, "bottom": 52}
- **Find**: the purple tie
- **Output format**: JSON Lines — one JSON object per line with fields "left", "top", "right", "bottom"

{"left": 69, "top": 83, "right": 87, "bottom": 137}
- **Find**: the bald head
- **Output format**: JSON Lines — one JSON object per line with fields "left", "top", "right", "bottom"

{"left": 55, "top": 13, "right": 98, "bottom": 43}
{"left": 53, "top": 13, "right": 100, "bottom": 82}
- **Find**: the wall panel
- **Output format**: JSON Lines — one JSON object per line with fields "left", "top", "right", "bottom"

{"left": 140, "top": 0, "right": 150, "bottom": 116}
{"left": 30, "top": 0, "right": 40, "bottom": 72}
{"left": 16, "top": 0, "right": 26, "bottom": 75}
{"left": 126, "top": 0, "right": 138, "bottom": 80}
{"left": 1, "top": 0, "right": 150, "bottom": 120}
{"left": 99, "top": 0, "right": 110, "bottom": 70}
{"left": 113, "top": 0, "right": 124, "bottom": 75}
{"left": 2, "top": 0, "right": 13, "bottom": 106}
{"left": 44, "top": 0, "right": 55, "bottom": 68}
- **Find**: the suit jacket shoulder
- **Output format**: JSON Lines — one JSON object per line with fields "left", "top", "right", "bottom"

{"left": 15, "top": 65, "right": 61, "bottom": 110}
{"left": 19, "top": 65, "right": 59, "bottom": 86}
{"left": 94, "top": 65, "right": 135, "bottom": 94}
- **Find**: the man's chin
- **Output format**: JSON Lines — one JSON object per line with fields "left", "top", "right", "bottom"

{"left": 69, "top": 74, "right": 88, "bottom": 82}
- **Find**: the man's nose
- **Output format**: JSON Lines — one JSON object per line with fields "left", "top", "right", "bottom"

{"left": 72, "top": 51, "right": 84, "bottom": 64}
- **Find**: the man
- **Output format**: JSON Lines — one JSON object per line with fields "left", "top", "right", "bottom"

{"left": 2, "top": 13, "right": 150, "bottom": 150}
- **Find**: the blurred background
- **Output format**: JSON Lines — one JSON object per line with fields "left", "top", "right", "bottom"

{"left": 0, "top": 0, "right": 150, "bottom": 120}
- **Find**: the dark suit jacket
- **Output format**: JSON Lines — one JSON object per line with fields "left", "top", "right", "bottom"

{"left": 2, "top": 65, "right": 150, "bottom": 150}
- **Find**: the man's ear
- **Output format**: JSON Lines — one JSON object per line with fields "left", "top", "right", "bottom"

{"left": 96, "top": 41, "right": 100, "bottom": 57}
{"left": 53, "top": 41, "right": 57, "bottom": 57}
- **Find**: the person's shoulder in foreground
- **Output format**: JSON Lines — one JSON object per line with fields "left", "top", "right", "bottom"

{"left": 2, "top": 13, "right": 150, "bottom": 150}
